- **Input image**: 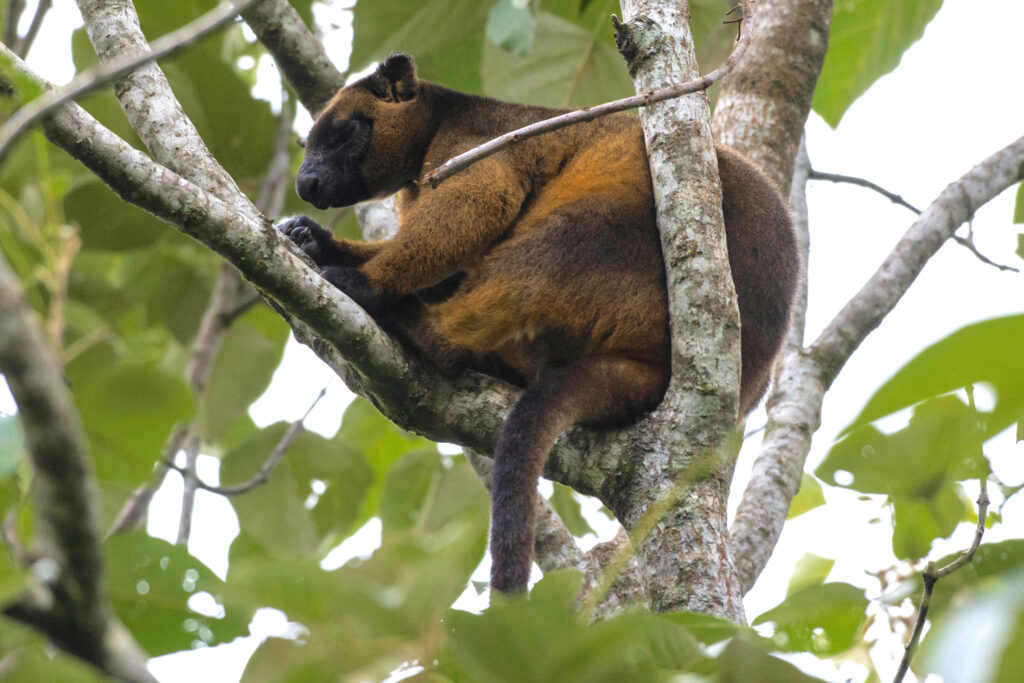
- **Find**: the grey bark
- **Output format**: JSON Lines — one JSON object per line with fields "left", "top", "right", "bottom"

{"left": 615, "top": 0, "right": 744, "bottom": 620}
{"left": 710, "top": 0, "right": 832, "bottom": 593}
{"left": 712, "top": 0, "right": 833, "bottom": 194}
{"left": 0, "top": 254, "right": 153, "bottom": 681}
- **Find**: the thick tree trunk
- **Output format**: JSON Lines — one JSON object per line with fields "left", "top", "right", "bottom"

{"left": 614, "top": 0, "right": 744, "bottom": 620}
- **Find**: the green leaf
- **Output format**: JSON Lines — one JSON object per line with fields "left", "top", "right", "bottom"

{"left": 753, "top": 582, "right": 868, "bottom": 655}
{"left": 487, "top": 0, "right": 536, "bottom": 57}
{"left": 787, "top": 553, "right": 835, "bottom": 597}
{"left": 819, "top": 395, "right": 988, "bottom": 498}
{"left": 548, "top": 483, "right": 595, "bottom": 537}
{"left": 481, "top": 9, "right": 634, "bottom": 108}
{"left": 787, "top": 472, "right": 825, "bottom": 519}
{"left": 221, "top": 424, "right": 320, "bottom": 558}
{"left": 337, "top": 398, "right": 437, "bottom": 528}
{"left": 913, "top": 540, "right": 1024, "bottom": 615}
{"left": 813, "top": 0, "right": 944, "bottom": 127}
{"left": 716, "top": 635, "right": 828, "bottom": 682}
{"left": 351, "top": 0, "right": 492, "bottom": 92}
{"left": 818, "top": 395, "right": 987, "bottom": 559}
{"left": 440, "top": 584, "right": 704, "bottom": 682}
{"left": 200, "top": 304, "right": 288, "bottom": 442}
{"left": 70, "top": 363, "right": 194, "bottom": 484}
{"left": 921, "top": 570, "right": 1024, "bottom": 683}
{"left": 64, "top": 179, "right": 166, "bottom": 251}
{"left": 0, "top": 622, "right": 106, "bottom": 682}
{"left": 0, "top": 412, "right": 25, "bottom": 478}
{"left": 659, "top": 611, "right": 739, "bottom": 646}
{"left": 843, "top": 315, "right": 1024, "bottom": 436}
{"left": 1014, "top": 182, "right": 1024, "bottom": 224}
{"left": 105, "top": 532, "right": 251, "bottom": 655}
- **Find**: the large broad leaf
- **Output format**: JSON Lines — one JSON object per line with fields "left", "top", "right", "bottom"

{"left": 716, "top": 635, "right": 827, "bottom": 682}
{"left": 351, "top": 0, "right": 492, "bottom": 92}
{"left": 200, "top": 304, "right": 289, "bottom": 442}
{"left": 787, "top": 472, "right": 825, "bottom": 519}
{"left": 105, "top": 532, "right": 251, "bottom": 655}
{"left": 69, "top": 363, "right": 194, "bottom": 484}
{"left": 221, "top": 424, "right": 321, "bottom": 559}
{"left": 481, "top": 9, "right": 634, "bottom": 109}
{"left": 787, "top": 553, "right": 835, "bottom": 597}
{"left": 439, "top": 570, "right": 704, "bottom": 682}
{"left": 843, "top": 315, "right": 1024, "bottom": 436}
{"left": 63, "top": 179, "right": 166, "bottom": 252}
{"left": 0, "top": 622, "right": 105, "bottom": 682}
{"left": 818, "top": 395, "right": 987, "bottom": 559}
{"left": 921, "top": 570, "right": 1024, "bottom": 683}
{"left": 813, "top": 0, "right": 944, "bottom": 127}
{"left": 752, "top": 582, "right": 869, "bottom": 656}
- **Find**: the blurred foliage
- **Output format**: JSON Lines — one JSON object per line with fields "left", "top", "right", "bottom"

{"left": 0, "top": 0, "right": 1020, "bottom": 682}
{"left": 813, "top": 0, "right": 945, "bottom": 127}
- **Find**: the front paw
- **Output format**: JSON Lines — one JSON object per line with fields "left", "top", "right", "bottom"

{"left": 277, "top": 215, "right": 335, "bottom": 266}
{"left": 320, "top": 265, "right": 386, "bottom": 316}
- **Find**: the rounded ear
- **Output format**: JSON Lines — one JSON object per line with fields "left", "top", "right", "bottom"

{"left": 378, "top": 53, "right": 418, "bottom": 101}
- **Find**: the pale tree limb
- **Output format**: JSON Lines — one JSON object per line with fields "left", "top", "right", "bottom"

{"left": 728, "top": 134, "right": 1024, "bottom": 592}
{"left": 75, "top": 0, "right": 259, "bottom": 216}
{"left": 0, "top": 253, "right": 154, "bottom": 681}
{"left": 233, "top": 0, "right": 345, "bottom": 115}
{"left": 11, "top": 0, "right": 51, "bottom": 58}
{"left": 712, "top": 0, "right": 833, "bottom": 194}
{"left": 165, "top": 386, "right": 327, "bottom": 497}
{"left": 893, "top": 478, "right": 990, "bottom": 683}
{"left": 729, "top": 139, "right": 814, "bottom": 593}
{"left": 423, "top": 5, "right": 753, "bottom": 188}
{"left": 810, "top": 169, "right": 1019, "bottom": 273}
{"left": 0, "top": 0, "right": 266, "bottom": 165}
{"left": 612, "top": 0, "right": 746, "bottom": 620}
{"left": 3, "top": 0, "right": 25, "bottom": 49}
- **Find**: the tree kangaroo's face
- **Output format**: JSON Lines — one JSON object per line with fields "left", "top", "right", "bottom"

{"left": 296, "top": 54, "right": 430, "bottom": 210}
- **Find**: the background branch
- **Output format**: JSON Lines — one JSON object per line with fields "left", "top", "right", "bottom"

{"left": 0, "top": 251, "right": 152, "bottom": 681}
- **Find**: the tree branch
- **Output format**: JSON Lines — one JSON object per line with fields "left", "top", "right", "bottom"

{"left": 712, "top": 0, "right": 832, "bottom": 194}
{"left": 810, "top": 169, "right": 1019, "bottom": 273}
{"left": 234, "top": 0, "right": 345, "bottom": 115}
{"left": 728, "top": 134, "right": 1024, "bottom": 592}
{"left": 611, "top": 0, "right": 747, "bottom": 620}
{"left": 423, "top": 8, "right": 752, "bottom": 188}
{"left": 811, "top": 134, "right": 1024, "bottom": 384}
{"left": 729, "top": 138, "right": 814, "bottom": 593}
{"left": 0, "top": 0, "right": 265, "bottom": 165}
{"left": 893, "top": 478, "right": 990, "bottom": 683}
{"left": 0, "top": 252, "right": 153, "bottom": 681}
{"left": 12, "top": 0, "right": 51, "bottom": 58}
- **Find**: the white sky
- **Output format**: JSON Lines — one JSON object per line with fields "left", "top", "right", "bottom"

{"left": 4, "top": 0, "right": 1024, "bottom": 681}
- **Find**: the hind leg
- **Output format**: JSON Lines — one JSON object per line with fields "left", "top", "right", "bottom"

{"left": 490, "top": 355, "right": 667, "bottom": 593}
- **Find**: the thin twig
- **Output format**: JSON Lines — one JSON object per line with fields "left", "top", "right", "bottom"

{"left": 809, "top": 169, "right": 1018, "bottom": 273}
{"left": 166, "top": 386, "right": 328, "bottom": 497}
{"left": 175, "top": 436, "right": 201, "bottom": 545}
{"left": 0, "top": 0, "right": 265, "bottom": 166}
{"left": 423, "top": 0, "right": 753, "bottom": 188}
{"left": 809, "top": 169, "right": 923, "bottom": 214}
{"left": 3, "top": 0, "right": 25, "bottom": 49}
{"left": 893, "top": 477, "right": 989, "bottom": 683}
{"left": 12, "top": 0, "right": 52, "bottom": 58}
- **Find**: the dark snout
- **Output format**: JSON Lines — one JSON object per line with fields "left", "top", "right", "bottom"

{"left": 296, "top": 164, "right": 328, "bottom": 210}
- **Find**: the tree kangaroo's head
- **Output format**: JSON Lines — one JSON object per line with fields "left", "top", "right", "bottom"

{"left": 296, "top": 53, "right": 432, "bottom": 209}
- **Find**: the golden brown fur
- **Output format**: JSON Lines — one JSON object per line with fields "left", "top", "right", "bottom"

{"left": 279, "top": 54, "right": 799, "bottom": 593}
